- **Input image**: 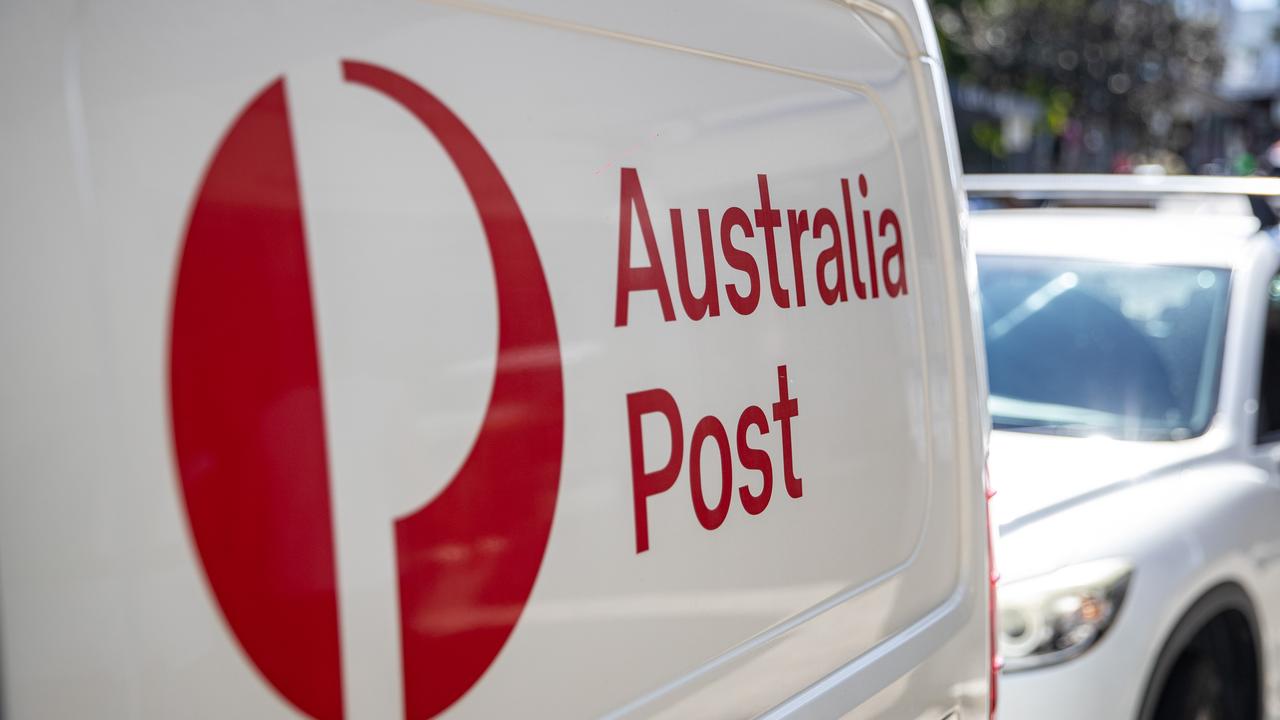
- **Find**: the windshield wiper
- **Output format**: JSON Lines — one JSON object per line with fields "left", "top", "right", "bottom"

{"left": 992, "top": 418, "right": 1096, "bottom": 436}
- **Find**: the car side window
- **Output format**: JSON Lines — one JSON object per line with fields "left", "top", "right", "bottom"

{"left": 1259, "top": 271, "right": 1280, "bottom": 444}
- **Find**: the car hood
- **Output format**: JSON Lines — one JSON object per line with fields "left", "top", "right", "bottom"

{"left": 987, "top": 429, "right": 1210, "bottom": 531}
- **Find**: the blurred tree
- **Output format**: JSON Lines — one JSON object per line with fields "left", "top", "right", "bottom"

{"left": 933, "top": 0, "right": 1225, "bottom": 169}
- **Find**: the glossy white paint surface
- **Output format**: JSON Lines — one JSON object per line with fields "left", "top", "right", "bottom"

{"left": 0, "top": 1, "right": 989, "bottom": 718}
{"left": 973, "top": 207, "right": 1280, "bottom": 719}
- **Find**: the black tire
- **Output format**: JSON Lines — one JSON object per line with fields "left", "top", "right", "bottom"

{"left": 1139, "top": 584, "right": 1261, "bottom": 720}
{"left": 1156, "top": 652, "right": 1225, "bottom": 720}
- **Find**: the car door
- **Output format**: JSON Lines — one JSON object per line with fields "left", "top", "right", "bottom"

{"left": 1248, "top": 263, "right": 1280, "bottom": 715}
{"left": 1253, "top": 266, "right": 1280, "bottom": 475}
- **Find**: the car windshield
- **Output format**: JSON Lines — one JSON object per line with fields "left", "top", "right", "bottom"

{"left": 977, "top": 256, "right": 1230, "bottom": 440}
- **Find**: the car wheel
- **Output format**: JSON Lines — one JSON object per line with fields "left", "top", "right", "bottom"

{"left": 1156, "top": 652, "right": 1225, "bottom": 720}
{"left": 1139, "top": 584, "right": 1261, "bottom": 720}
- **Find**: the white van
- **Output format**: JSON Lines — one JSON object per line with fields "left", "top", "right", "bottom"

{"left": 0, "top": 1, "right": 991, "bottom": 718}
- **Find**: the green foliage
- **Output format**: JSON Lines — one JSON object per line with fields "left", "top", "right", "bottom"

{"left": 972, "top": 120, "right": 1006, "bottom": 157}
{"left": 932, "top": 0, "right": 1224, "bottom": 153}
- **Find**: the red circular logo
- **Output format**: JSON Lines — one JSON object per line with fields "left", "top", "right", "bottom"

{"left": 170, "top": 60, "right": 563, "bottom": 719}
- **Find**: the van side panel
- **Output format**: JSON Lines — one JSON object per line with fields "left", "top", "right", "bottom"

{"left": 0, "top": 1, "right": 988, "bottom": 717}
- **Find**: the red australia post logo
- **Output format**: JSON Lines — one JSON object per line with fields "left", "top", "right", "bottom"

{"left": 169, "top": 60, "right": 563, "bottom": 719}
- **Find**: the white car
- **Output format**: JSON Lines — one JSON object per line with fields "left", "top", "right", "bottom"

{"left": 968, "top": 174, "right": 1280, "bottom": 720}
{"left": 0, "top": 2, "right": 994, "bottom": 718}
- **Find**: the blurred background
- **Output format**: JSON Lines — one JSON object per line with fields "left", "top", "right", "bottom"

{"left": 931, "top": 0, "right": 1280, "bottom": 175}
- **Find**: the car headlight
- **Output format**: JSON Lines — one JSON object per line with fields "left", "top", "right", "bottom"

{"left": 998, "top": 558, "right": 1132, "bottom": 672}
